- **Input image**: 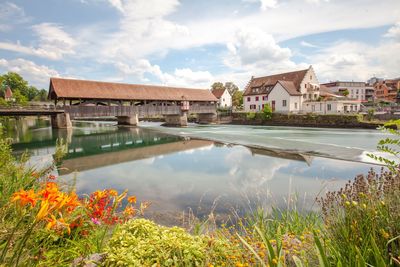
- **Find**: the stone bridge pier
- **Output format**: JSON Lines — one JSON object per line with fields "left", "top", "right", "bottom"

{"left": 197, "top": 113, "right": 217, "bottom": 124}
{"left": 163, "top": 112, "right": 188, "bottom": 127}
{"left": 51, "top": 113, "right": 72, "bottom": 129}
{"left": 116, "top": 114, "right": 139, "bottom": 126}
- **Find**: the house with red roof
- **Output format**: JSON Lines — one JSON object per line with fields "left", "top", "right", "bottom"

{"left": 243, "top": 66, "right": 361, "bottom": 114}
{"left": 4, "top": 86, "right": 14, "bottom": 102}
{"left": 243, "top": 66, "right": 319, "bottom": 113}
{"left": 211, "top": 88, "right": 232, "bottom": 108}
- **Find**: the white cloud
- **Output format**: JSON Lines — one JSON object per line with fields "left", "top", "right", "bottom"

{"left": 311, "top": 41, "right": 400, "bottom": 82}
{"left": 0, "top": 58, "right": 60, "bottom": 88}
{"left": 0, "top": 23, "right": 76, "bottom": 60}
{"left": 115, "top": 59, "right": 213, "bottom": 87}
{"left": 300, "top": 40, "right": 318, "bottom": 48}
{"left": 243, "top": 0, "right": 278, "bottom": 10}
{"left": 0, "top": 2, "right": 28, "bottom": 32}
{"left": 224, "top": 28, "right": 300, "bottom": 74}
{"left": 385, "top": 21, "right": 400, "bottom": 40}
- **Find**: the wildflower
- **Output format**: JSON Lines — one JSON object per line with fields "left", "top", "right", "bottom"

{"left": 127, "top": 195, "right": 137, "bottom": 203}
{"left": 272, "top": 258, "right": 278, "bottom": 264}
{"left": 36, "top": 200, "right": 50, "bottom": 221}
{"left": 46, "top": 215, "right": 58, "bottom": 230}
{"left": 381, "top": 201, "right": 385, "bottom": 206}
{"left": 11, "top": 189, "right": 37, "bottom": 207}
{"left": 352, "top": 201, "right": 358, "bottom": 206}
{"left": 362, "top": 203, "right": 367, "bottom": 209}
{"left": 108, "top": 189, "right": 118, "bottom": 196}
{"left": 48, "top": 174, "right": 56, "bottom": 180}
{"left": 123, "top": 206, "right": 136, "bottom": 216}
{"left": 345, "top": 201, "right": 351, "bottom": 206}
{"left": 91, "top": 217, "right": 101, "bottom": 225}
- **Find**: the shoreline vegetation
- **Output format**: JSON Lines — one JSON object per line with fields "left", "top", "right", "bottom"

{"left": 0, "top": 123, "right": 399, "bottom": 266}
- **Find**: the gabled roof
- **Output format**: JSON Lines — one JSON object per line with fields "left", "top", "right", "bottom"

{"left": 211, "top": 88, "right": 226, "bottom": 99}
{"left": 4, "top": 87, "right": 12, "bottom": 98}
{"left": 277, "top": 80, "right": 302, "bottom": 96}
{"left": 48, "top": 78, "right": 218, "bottom": 102}
{"left": 243, "top": 68, "right": 309, "bottom": 96}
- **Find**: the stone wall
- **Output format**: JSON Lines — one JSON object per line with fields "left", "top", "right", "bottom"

{"left": 231, "top": 112, "right": 384, "bottom": 129}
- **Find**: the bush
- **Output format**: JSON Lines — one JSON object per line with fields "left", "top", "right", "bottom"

{"left": 104, "top": 219, "right": 240, "bottom": 266}
{"left": 260, "top": 103, "right": 272, "bottom": 120}
{"left": 246, "top": 112, "right": 256, "bottom": 120}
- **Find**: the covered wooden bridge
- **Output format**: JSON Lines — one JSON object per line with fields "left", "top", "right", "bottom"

{"left": 48, "top": 78, "right": 218, "bottom": 128}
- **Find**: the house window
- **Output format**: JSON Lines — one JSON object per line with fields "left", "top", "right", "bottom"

{"left": 262, "top": 104, "right": 264, "bottom": 109}
{"left": 282, "top": 100, "right": 287, "bottom": 107}
{"left": 303, "top": 94, "right": 306, "bottom": 99}
{"left": 310, "top": 75, "right": 312, "bottom": 80}
{"left": 294, "top": 102, "right": 298, "bottom": 109}
{"left": 262, "top": 96, "right": 267, "bottom": 101}
{"left": 223, "top": 98, "right": 225, "bottom": 101}
{"left": 327, "top": 104, "right": 332, "bottom": 111}
{"left": 247, "top": 97, "right": 250, "bottom": 102}
{"left": 255, "top": 96, "right": 259, "bottom": 101}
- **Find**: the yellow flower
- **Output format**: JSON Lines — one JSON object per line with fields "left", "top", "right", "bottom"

{"left": 352, "top": 201, "right": 358, "bottom": 206}
{"left": 345, "top": 201, "right": 351, "bottom": 206}
{"left": 11, "top": 189, "right": 37, "bottom": 207}
{"left": 272, "top": 258, "right": 278, "bottom": 264}
{"left": 362, "top": 203, "right": 367, "bottom": 209}
{"left": 108, "top": 189, "right": 118, "bottom": 196}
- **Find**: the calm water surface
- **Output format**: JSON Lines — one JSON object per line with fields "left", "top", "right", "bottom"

{"left": 5, "top": 118, "right": 384, "bottom": 225}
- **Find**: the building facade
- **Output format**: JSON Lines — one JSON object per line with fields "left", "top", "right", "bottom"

{"left": 211, "top": 88, "right": 232, "bottom": 108}
{"left": 243, "top": 66, "right": 320, "bottom": 113}
{"left": 374, "top": 79, "right": 400, "bottom": 102}
{"left": 321, "top": 81, "right": 374, "bottom": 102}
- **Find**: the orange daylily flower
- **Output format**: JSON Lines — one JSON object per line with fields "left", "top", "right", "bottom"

{"left": 123, "top": 206, "right": 136, "bottom": 216}
{"left": 11, "top": 189, "right": 37, "bottom": 207}
{"left": 127, "top": 196, "right": 137, "bottom": 204}
{"left": 36, "top": 200, "right": 50, "bottom": 221}
{"left": 108, "top": 189, "right": 118, "bottom": 196}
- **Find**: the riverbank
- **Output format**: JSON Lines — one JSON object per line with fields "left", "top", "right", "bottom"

{"left": 230, "top": 113, "right": 387, "bottom": 129}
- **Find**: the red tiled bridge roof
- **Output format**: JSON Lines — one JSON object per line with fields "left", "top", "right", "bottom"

{"left": 48, "top": 78, "right": 218, "bottom": 102}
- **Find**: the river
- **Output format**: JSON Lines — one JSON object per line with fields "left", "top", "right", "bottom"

{"left": 4, "top": 117, "right": 386, "bottom": 226}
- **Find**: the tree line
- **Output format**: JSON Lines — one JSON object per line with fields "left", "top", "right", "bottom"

{"left": 0, "top": 72, "right": 48, "bottom": 105}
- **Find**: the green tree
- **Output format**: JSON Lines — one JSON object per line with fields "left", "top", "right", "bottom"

{"left": 34, "top": 89, "right": 48, "bottom": 102}
{"left": 261, "top": 103, "right": 273, "bottom": 120}
{"left": 211, "top": 82, "right": 224, "bottom": 91}
{"left": 1, "top": 72, "right": 29, "bottom": 96}
{"left": 232, "top": 90, "right": 243, "bottom": 108}
{"left": 13, "top": 90, "right": 28, "bottom": 105}
{"left": 342, "top": 89, "right": 349, "bottom": 97}
{"left": 224, "top": 82, "right": 239, "bottom": 96}
{"left": 26, "top": 86, "right": 39, "bottom": 101}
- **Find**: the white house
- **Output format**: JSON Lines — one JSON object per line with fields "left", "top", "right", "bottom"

{"left": 211, "top": 88, "right": 232, "bottom": 108}
{"left": 243, "top": 66, "right": 362, "bottom": 114}
{"left": 243, "top": 66, "right": 320, "bottom": 113}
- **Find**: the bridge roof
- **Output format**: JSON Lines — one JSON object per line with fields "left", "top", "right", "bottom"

{"left": 49, "top": 78, "right": 217, "bottom": 102}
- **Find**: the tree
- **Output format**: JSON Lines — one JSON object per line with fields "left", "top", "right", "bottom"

{"left": 232, "top": 90, "right": 243, "bottom": 108}
{"left": 342, "top": 89, "right": 349, "bottom": 97}
{"left": 34, "top": 89, "right": 48, "bottom": 102}
{"left": 13, "top": 90, "right": 28, "bottom": 105}
{"left": 211, "top": 82, "right": 224, "bottom": 91}
{"left": 26, "top": 86, "right": 39, "bottom": 101}
{"left": 1, "top": 72, "right": 29, "bottom": 96}
{"left": 224, "top": 82, "right": 239, "bottom": 96}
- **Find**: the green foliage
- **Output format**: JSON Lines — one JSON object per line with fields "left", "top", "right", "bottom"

{"left": 341, "top": 89, "right": 349, "bottom": 97}
{"left": 246, "top": 112, "right": 256, "bottom": 120}
{"left": 260, "top": 103, "right": 273, "bottom": 120}
{"left": 366, "top": 108, "right": 375, "bottom": 121}
{"left": 104, "top": 219, "right": 237, "bottom": 266}
{"left": 233, "top": 90, "right": 243, "bottom": 108}
{"left": 0, "top": 72, "right": 47, "bottom": 102}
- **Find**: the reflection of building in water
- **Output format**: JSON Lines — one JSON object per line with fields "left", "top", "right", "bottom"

{"left": 249, "top": 147, "right": 314, "bottom": 166}
{"left": 60, "top": 139, "right": 213, "bottom": 175}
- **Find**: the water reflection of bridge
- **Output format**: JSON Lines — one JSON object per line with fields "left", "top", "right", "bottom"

{"left": 57, "top": 128, "right": 214, "bottom": 174}
{"left": 60, "top": 139, "right": 213, "bottom": 175}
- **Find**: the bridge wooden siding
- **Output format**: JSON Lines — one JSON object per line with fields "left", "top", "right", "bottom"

{"left": 64, "top": 104, "right": 216, "bottom": 118}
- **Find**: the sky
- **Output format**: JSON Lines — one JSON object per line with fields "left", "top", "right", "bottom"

{"left": 0, "top": 0, "right": 399, "bottom": 90}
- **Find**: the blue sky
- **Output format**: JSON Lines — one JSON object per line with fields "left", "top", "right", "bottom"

{"left": 0, "top": 0, "right": 399, "bottom": 89}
